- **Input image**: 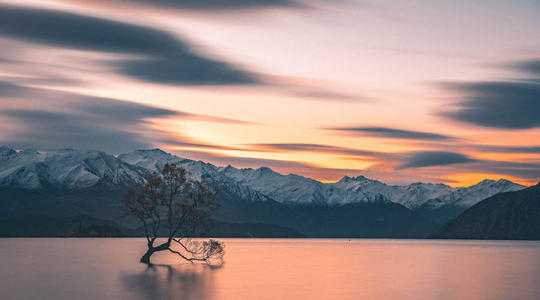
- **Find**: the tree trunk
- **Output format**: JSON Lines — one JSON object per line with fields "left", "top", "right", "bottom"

{"left": 140, "top": 248, "right": 154, "bottom": 264}
{"left": 140, "top": 241, "right": 171, "bottom": 264}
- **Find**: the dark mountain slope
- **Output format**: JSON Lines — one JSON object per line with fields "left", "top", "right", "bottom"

{"left": 429, "top": 183, "right": 540, "bottom": 240}
{"left": 0, "top": 215, "right": 127, "bottom": 237}
{"left": 414, "top": 204, "right": 469, "bottom": 228}
{"left": 214, "top": 196, "right": 435, "bottom": 238}
{"left": 0, "top": 185, "right": 436, "bottom": 238}
{"left": 0, "top": 214, "right": 304, "bottom": 238}
{"left": 0, "top": 185, "right": 129, "bottom": 220}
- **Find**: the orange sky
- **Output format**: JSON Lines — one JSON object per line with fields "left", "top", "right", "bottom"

{"left": 0, "top": 0, "right": 539, "bottom": 186}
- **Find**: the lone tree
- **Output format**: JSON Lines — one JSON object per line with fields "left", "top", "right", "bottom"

{"left": 121, "top": 163, "right": 224, "bottom": 264}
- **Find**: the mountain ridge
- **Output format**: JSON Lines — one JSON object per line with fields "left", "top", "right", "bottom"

{"left": 0, "top": 146, "right": 527, "bottom": 209}
{"left": 0, "top": 146, "right": 534, "bottom": 238}
{"left": 429, "top": 182, "right": 540, "bottom": 240}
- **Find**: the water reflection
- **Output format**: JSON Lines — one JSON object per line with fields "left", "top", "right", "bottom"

{"left": 0, "top": 239, "right": 539, "bottom": 300}
{"left": 122, "top": 263, "right": 218, "bottom": 300}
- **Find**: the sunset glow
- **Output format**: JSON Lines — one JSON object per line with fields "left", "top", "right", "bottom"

{"left": 1, "top": 0, "right": 539, "bottom": 186}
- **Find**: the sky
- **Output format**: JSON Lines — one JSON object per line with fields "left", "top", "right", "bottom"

{"left": 0, "top": 0, "right": 539, "bottom": 186}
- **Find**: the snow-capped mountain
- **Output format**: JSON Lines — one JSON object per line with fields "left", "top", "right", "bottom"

{"left": 219, "top": 166, "right": 390, "bottom": 206}
{"left": 0, "top": 146, "right": 527, "bottom": 209}
{"left": 332, "top": 174, "right": 524, "bottom": 209}
{"left": 0, "top": 147, "right": 147, "bottom": 189}
{"left": 420, "top": 178, "right": 524, "bottom": 209}
{"left": 120, "top": 149, "right": 271, "bottom": 203}
{"left": 118, "top": 149, "right": 388, "bottom": 205}
{"left": 118, "top": 149, "right": 189, "bottom": 173}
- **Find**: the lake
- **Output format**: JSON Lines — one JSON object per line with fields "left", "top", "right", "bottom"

{"left": 1, "top": 238, "right": 539, "bottom": 299}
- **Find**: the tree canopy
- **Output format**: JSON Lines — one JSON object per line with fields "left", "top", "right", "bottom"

{"left": 121, "top": 164, "right": 224, "bottom": 264}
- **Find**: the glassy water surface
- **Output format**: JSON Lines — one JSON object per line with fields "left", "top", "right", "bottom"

{"left": 1, "top": 238, "right": 539, "bottom": 299}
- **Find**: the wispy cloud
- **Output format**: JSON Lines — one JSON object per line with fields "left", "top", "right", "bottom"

{"left": 105, "top": 0, "right": 306, "bottom": 11}
{"left": 473, "top": 145, "right": 540, "bottom": 154}
{"left": 0, "top": 5, "right": 260, "bottom": 86}
{"left": 438, "top": 58, "right": 540, "bottom": 129}
{"left": 397, "top": 151, "right": 476, "bottom": 169}
{"left": 244, "top": 143, "right": 392, "bottom": 159}
{"left": 0, "top": 81, "right": 251, "bottom": 153}
{"left": 172, "top": 148, "right": 459, "bottom": 184}
{"left": 327, "top": 126, "right": 455, "bottom": 140}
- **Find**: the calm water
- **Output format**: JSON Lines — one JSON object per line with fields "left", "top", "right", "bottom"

{"left": 1, "top": 239, "right": 539, "bottom": 300}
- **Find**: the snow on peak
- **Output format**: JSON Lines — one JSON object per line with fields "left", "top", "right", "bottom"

{"left": 0, "top": 146, "right": 17, "bottom": 160}
{"left": 0, "top": 148, "right": 147, "bottom": 189}
{"left": 420, "top": 179, "right": 526, "bottom": 209}
{"left": 118, "top": 149, "right": 190, "bottom": 173}
{"left": 338, "top": 175, "right": 370, "bottom": 183}
{"left": 0, "top": 147, "right": 528, "bottom": 209}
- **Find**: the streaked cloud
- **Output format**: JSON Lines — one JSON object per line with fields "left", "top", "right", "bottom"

{"left": 105, "top": 0, "right": 305, "bottom": 10}
{"left": 245, "top": 143, "right": 392, "bottom": 159}
{"left": 327, "top": 126, "right": 455, "bottom": 140}
{"left": 397, "top": 151, "right": 475, "bottom": 169}
{"left": 0, "top": 81, "right": 251, "bottom": 153}
{"left": 472, "top": 160, "right": 540, "bottom": 180}
{"left": 0, "top": 4, "right": 260, "bottom": 85}
{"left": 0, "top": 1, "right": 538, "bottom": 186}
{"left": 473, "top": 145, "right": 540, "bottom": 154}
{"left": 439, "top": 58, "right": 540, "bottom": 129}
{"left": 440, "top": 81, "right": 540, "bottom": 129}
{"left": 507, "top": 58, "right": 540, "bottom": 75}
{"left": 172, "top": 149, "right": 460, "bottom": 184}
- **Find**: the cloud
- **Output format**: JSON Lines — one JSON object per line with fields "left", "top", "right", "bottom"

{"left": 507, "top": 58, "right": 540, "bottom": 75}
{"left": 472, "top": 160, "right": 540, "bottom": 180}
{"left": 328, "top": 126, "right": 455, "bottom": 140}
{"left": 110, "top": 0, "right": 304, "bottom": 10}
{"left": 245, "top": 143, "right": 392, "bottom": 159}
{"left": 0, "top": 5, "right": 259, "bottom": 85}
{"left": 172, "top": 149, "right": 456, "bottom": 184}
{"left": 474, "top": 145, "right": 540, "bottom": 154}
{"left": 0, "top": 82, "right": 178, "bottom": 152}
{"left": 397, "top": 151, "right": 475, "bottom": 169}
{"left": 287, "top": 89, "right": 366, "bottom": 102}
{"left": 1, "top": 109, "right": 158, "bottom": 153}
{"left": 163, "top": 111, "right": 254, "bottom": 125}
{"left": 423, "top": 159, "right": 540, "bottom": 181}
{"left": 170, "top": 149, "right": 365, "bottom": 180}
{"left": 440, "top": 81, "right": 540, "bottom": 129}
{"left": 439, "top": 58, "right": 540, "bottom": 129}
{"left": 0, "top": 81, "right": 250, "bottom": 153}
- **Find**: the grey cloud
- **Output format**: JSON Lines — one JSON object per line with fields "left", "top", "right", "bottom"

{"left": 279, "top": 87, "right": 366, "bottom": 102}
{"left": 113, "top": 0, "right": 303, "bottom": 10}
{"left": 245, "top": 143, "right": 393, "bottom": 159}
{"left": 439, "top": 58, "right": 540, "bottom": 129}
{"left": 508, "top": 58, "right": 540, "bottom": 75}
{"left": 173, "top": 149, "right": 316, "bottom": 170}
{"left": 435, "top": 159, "right": 540, "bottom": 181}
{"left": 1, "top": 109, "right": 156, "bottom": 153}
{"left": 440, "top": 81, "right": 540, "bottom": 129}
{"left": 398, "top": 151, "right": 475, "bottom": 169}
{"left": 0, "top": 81, "right": 249, "bottom": 153}
{"left": 0, "top": 84, "right": 179, "bottom": 152}
{"left": 329, "top": 126, "right": 455, "bottom": 140}
{"left": 172, "top": 149, "right": 369, "bottom": 180}
{"left": 173, "top": 149, "right": 457, "bottom": 184}
{"left": 117, "top": 56, "right": 257, "bottom": 86}
{"left": 0, "top": 5, "right": 259, "bottom": 85}
{"left": 470, "top": 160, "right": 540, "bottom": 180}
{"left": 474, "top": 145, "right": 540, "bottom": 154}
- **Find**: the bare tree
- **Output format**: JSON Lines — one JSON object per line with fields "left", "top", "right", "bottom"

{"left": 121, "top": 163, "right": 224, "bottom": 265}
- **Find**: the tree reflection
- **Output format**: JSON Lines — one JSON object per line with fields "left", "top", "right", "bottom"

{"left": 122, "top": 263, "right": 220, "bottom": 299}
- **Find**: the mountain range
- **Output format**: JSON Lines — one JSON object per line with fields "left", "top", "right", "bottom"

{"left": 430, "top": 183, "right": 540, "bottom": 240}
{"left": 0, "top": 146, "right": 529, "bottom": 238}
